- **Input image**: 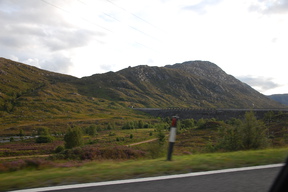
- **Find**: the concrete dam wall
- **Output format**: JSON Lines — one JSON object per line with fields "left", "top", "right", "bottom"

{"left": 134, "top": 108, "right": 288, "bottom": 120}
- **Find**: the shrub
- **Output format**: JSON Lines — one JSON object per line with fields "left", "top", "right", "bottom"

{"left": 19, "top": 129, "right": 24, "bottom": 137}
{"left": 180, "top": 119, "right": 195, "bottom": 129}
{"left": 122, "top": 121, "right": 135, "bottom": 129}
{"left": 198, "top": 121, "right": 222, "bottom": 129}
{"left": 36, "top": 135, "right": 54, "bottom": 143}
{"left": 138, "top": 120, "right": 144, "bottom": 128}
{"left": 86, "top": 125, "right": 97, "bottom": 136}
{"left": 64, "top": 126, "right": 83, "bottom": 149}
{"left": 217, "top": 125, "right": 242, "bottom": 151}
{"left": 55, "top": 145, "right": 65, "bottom": 153}
{"left": 143, "top": 123, "right": 150, "bottom": 128}
{"left": 37, "top": 127, "right": 50, "bottom": 135}
{"left": 108, "top": 132, "right": 116, "bottom": 136}
{"left": 196, "top": 118, "right": 206, "bottom": 127}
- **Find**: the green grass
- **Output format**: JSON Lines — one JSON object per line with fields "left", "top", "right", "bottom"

{"left": 1, "top": 147, "right": 288, "bottom": 191}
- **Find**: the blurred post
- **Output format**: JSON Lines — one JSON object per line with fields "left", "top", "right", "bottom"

{"left": 167, "top": 116, "right": 179, "bottom": 161}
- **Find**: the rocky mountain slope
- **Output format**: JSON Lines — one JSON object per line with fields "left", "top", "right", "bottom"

{"left": 77, "top": 61, "right": 284, "bottom": 108}
{"left": 0, "top": 58, "right": 285, "bottom": 120}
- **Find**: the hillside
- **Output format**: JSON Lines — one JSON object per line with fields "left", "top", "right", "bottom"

{"left": 0, "top": 58, "right": 286, "bottom": 129}
{"left": 268, "top": 94, "right": 288, "bottom": 105}
{"left": 0, "top": 58, "right": 132, "bottom": 130}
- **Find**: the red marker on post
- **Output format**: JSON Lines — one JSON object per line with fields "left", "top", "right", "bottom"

{"left": 167, "top": 116, "right": 179, "bottom": 161}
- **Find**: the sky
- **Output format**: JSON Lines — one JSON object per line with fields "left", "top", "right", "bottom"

{"left": 0, "top": 0, "right": 287, "bottom": 95}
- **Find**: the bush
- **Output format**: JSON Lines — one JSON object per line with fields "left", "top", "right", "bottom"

{"left": 122, "top": 121, "right": 135, "bottom": 129}
{"left": 55, "top": 145, "right": 65, "bottom": 153}
{"left": 37, "top": 127, "right": 50, "bottom": 136}
{"left": 36, "top": 135, "right": 54, "bottom": 143}
{"left": 180, "top": 119, "right": 195, "bottom": 129}
{"left": 64, "top": 126, "right": 83, "bottom": 149}
{"left": 138, "top": 120, "right": 144, "bottom": 128}
{"left": 86, "top": 125, "right": 97, "bottom": 136}
{"left": 198, "top": 121, "right": 222, "bottom": 129}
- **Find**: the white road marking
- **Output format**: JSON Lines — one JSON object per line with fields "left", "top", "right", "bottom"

{"left": 10, "top": 164, "right": 284, "bottom": 192}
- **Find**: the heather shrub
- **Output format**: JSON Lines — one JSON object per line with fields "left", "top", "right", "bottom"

{"left": 0, "top": 158, "right": 53, "bottom": 172}
{"left": 24, "top": 159, "right": 51, "bottom": 169}
{"left": 0, "top": 159, "right": 26, "bottom": 172}
{"left": 53, "top": 146, "right": 145, "bottom": 160}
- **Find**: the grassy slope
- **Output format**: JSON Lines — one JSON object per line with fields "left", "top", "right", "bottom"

{"left": 0, "top": 148, "right": 287, "bottom": 191}
{"left": 0, "top": 59, "right": 154, "bottom": 136}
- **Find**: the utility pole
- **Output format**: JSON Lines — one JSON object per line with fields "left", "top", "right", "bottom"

{"left": 167, "top": 116, "right": 179, "bottom": 161}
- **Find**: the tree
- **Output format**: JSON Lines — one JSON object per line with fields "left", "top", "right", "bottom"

{"left": 241, "top": 111, "right": 268, "bottom": 149}
{"left": 64, "top": 126, "right": 83, "bottom": 149}
{"left": 218, "top": 111, "right": 269, "bottom": 151}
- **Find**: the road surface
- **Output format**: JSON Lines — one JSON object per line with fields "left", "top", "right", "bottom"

{"left": 12, "top": 164, "right": 283, "bottom": 192}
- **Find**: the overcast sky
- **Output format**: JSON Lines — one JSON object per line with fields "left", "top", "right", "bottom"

{"left": 0, "top": 0, "right": 287, "bottom": 95}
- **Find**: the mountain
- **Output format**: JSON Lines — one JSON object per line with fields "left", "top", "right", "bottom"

{"left": 268, "top": 94, "right": 288, "bottom": 105}
{"left": 76, "top": 61, "right": 284, "bottom": 108}
{"left": 0, "top": 58, "right": 286, "bottom": 126}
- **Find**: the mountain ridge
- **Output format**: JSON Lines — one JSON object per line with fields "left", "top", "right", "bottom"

{"left": 268, "top": 94, "right": 288, "bottom": 105}
{"left": 78, "top": 60, "right": 282, "bottom": 108}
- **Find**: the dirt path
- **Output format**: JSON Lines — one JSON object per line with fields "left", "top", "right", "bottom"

{"left": 126, "top": 138, "right": 158, "bottom": 146}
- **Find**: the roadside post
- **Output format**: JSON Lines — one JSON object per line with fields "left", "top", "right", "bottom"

{"left": 167, "top": 115, "right": 179, "bottom": 161}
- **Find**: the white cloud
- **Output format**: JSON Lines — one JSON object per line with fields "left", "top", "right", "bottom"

{"left": 0, "top": 0, "right": 287, "bottom": 95}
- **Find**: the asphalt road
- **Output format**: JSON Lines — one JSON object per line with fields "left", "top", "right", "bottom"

{"left": 24, "top": 165, "right": 280, "bottom": 192}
